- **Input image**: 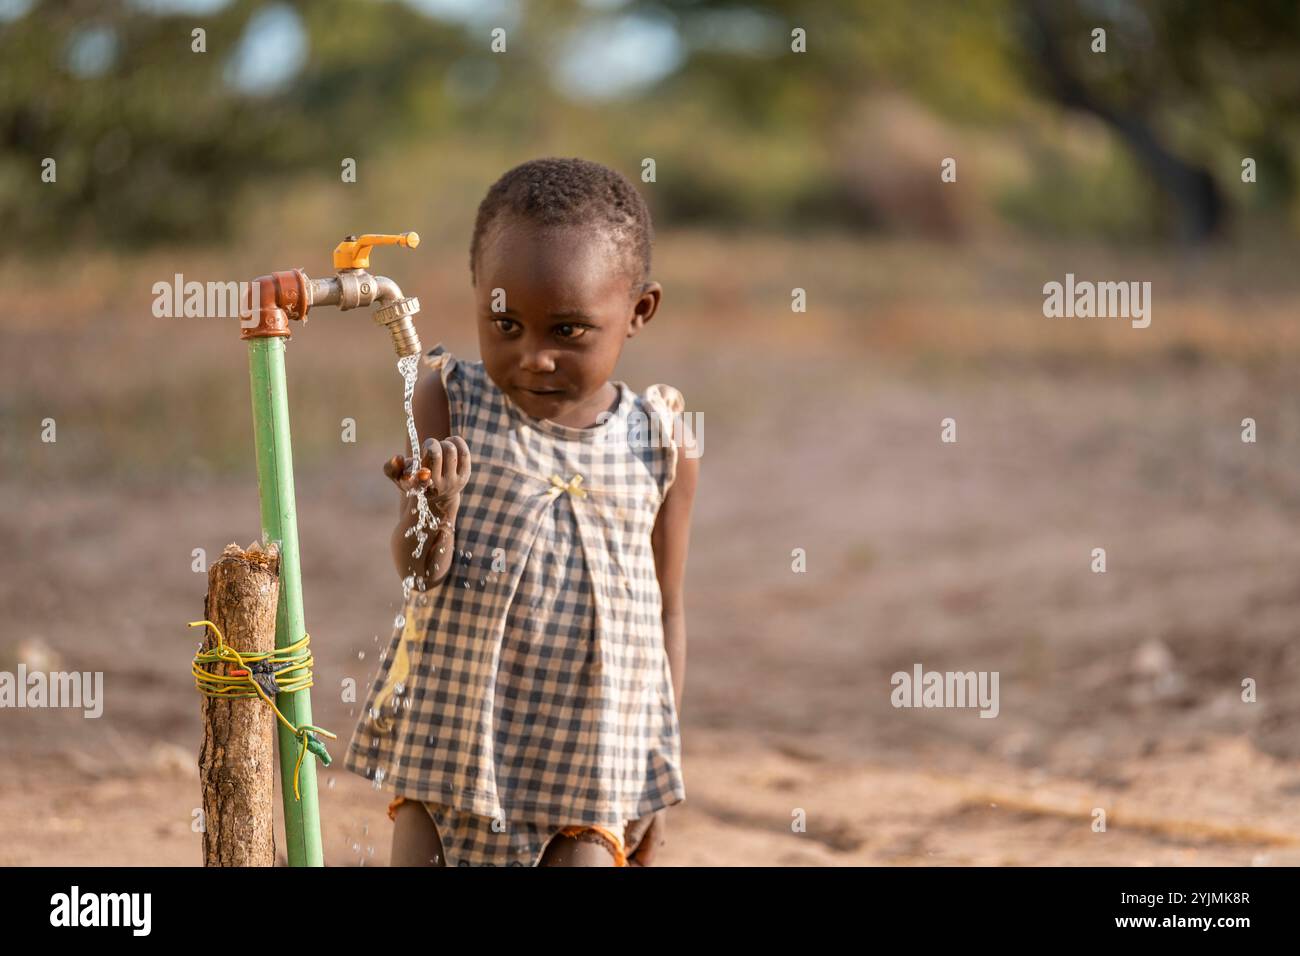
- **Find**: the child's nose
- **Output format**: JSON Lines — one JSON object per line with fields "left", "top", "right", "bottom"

{"left": 518, "top": 349, "right": 557, "bottom": 374}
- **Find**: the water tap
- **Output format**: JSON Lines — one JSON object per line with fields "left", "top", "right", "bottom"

{"left": 242, "top": 231, "right": 423, "bottom": 358}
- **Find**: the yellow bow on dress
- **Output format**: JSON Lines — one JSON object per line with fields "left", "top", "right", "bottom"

{"left": 541, "top": 473, "right": 588, "bottom": 501}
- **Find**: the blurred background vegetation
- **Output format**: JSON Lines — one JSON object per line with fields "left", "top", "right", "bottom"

{"left": 2, "top": 0, "right": 1299, "bottom": 248}
{"left": 2, "top": 0, "right": 1299, "bottom": 484}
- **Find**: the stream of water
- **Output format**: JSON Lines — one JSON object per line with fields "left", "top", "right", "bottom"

{"left": 397, "top": 354, "right": 440, "bottom": 584}
{"left": 381, "top": 356, "right": 442, "bottom": 730}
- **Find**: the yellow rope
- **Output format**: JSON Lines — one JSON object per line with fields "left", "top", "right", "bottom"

{"left": 186, "top": 619, "right": 336, "bottom": 800}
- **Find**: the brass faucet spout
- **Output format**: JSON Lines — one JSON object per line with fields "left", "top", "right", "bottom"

{"left": 307, "top": 272, "right": 422, "bottom": 358}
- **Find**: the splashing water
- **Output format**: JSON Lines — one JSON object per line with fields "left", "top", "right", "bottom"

{"left": 398, "top": 354, "right": 440, "bottom": 561}
{"left": 382, "top": 358, "right": 441, "bottom": 721}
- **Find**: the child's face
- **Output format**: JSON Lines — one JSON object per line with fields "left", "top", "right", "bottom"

{"left": 473, "top": 216, "right": 659, "bottom": 424}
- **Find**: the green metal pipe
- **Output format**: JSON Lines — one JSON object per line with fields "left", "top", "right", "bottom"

{"left": 247, "top": 336, "right": 323, "bottom": 867}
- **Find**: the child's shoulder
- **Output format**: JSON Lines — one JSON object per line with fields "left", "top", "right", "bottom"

{"left": 639, "top": 382, "right": 685, "bottom": 419}
{"left": 421, "top": 343, "right": 489, "bottom": 393}
{"left": 636, "top": 384, "right": 687, "bottom": 455}
{"left": 631, "top": 382, "right": 694, "bottom": 495}
{"left": 420, "top": 342, "right": 477, "bottom": 375}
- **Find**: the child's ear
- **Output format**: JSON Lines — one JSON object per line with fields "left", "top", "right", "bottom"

{"left": 628, "top": 281, "right": 662, "bottom": 337}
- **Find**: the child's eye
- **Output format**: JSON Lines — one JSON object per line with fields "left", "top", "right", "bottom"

{"left": 554, "top": 324, "right": 588, "bottom": 340}
{"left": 492, "top": 318, "right": 517, "bottom": 334}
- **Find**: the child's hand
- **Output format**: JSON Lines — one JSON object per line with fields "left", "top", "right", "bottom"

{"left": 623, "top": 808, "right": 667, "bottom": 866}
{"left": 383, "top": 436, "right": 471, "bottom": 509}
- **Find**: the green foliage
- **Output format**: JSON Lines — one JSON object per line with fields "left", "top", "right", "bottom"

{"left": 0, "top": 0, "right": 464, "bottom": 246}
{"left": 2, "top": 0, "right": 1298, "bottom": 247}
{"left": 997, "top": 139, "right": 1160, "bottom": 240}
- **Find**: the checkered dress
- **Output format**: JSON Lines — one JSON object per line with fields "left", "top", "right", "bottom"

{"left": 343, "top": 343, "right": 686, "bottom": 828}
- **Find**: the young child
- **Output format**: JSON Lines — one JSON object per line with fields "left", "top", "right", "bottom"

{"left": 342, "top": 157, "right": 698, "bottom": 866}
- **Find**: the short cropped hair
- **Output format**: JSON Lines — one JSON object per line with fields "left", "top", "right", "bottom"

{"left": 469, "top": 157, "right": 653, "bottom": 295}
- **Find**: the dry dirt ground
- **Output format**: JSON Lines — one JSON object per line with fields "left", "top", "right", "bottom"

{"left": 2, "top": 235, "right": 1299, "bottom": 865}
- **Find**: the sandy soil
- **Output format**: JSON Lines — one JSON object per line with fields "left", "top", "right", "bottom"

{"left": 3, "top": 328, "right": 1298, "bottom": 865}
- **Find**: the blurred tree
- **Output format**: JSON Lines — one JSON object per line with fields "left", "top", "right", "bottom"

{"left": 634, "top": 0, "right": 1300, "bottom": 242}
{"left": 3, "top": 0, "right": 1297, "bottom": 247}
{"left": 0, "top": 0, "right": 467, "bottom": 246}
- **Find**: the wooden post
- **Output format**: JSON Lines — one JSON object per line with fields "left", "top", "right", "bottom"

{"left": 199, "top": 541, "right": 279, "bottom": 867}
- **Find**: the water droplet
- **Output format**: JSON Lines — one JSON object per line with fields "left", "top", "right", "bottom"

{"left": 328, "top": 778, "right": 336, "bottom": 789}
{"left": 394, "top": 614, "right": 405, "bottom": 629}
{"left": 357, "top": 651, "right": 366, "bottom": 660}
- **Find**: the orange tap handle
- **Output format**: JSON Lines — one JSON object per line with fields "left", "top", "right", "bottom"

{"left": 332, "top": 232, "right": 420, "bottom": 270}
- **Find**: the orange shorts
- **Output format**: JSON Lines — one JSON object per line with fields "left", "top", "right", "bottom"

{"left": 387, "top": 795, "right": 627, "bottom": 867}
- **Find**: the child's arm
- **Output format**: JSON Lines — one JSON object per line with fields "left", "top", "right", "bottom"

{"left": 651, "top": 452, "right": 700, "bottom": 716}
{"left": 383, "top": 369, "right": 469, "bottom": 589}
{"left": 628, "top": 452, "right": 698, "bottom": 865}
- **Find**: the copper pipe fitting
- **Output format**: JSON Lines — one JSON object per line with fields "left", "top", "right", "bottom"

{"left": 241, "top": 269, "right": 311, "bottom": 340}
